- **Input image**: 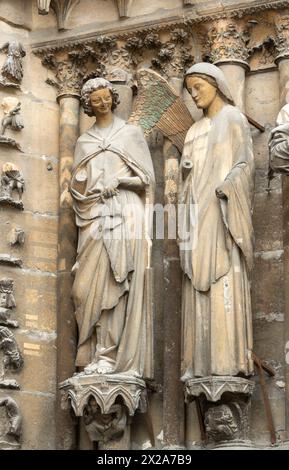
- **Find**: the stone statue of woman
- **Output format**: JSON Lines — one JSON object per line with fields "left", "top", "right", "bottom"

{"left": 179, "top": 63, "right": 255, "bottom": 381}
{"left": 70, "top": 78, "right": 155, "bottom": 378}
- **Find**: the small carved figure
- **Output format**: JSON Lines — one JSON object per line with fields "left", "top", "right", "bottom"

{"left": 0, "top": 397, "right": 22, "bottom": 442}
{"left": 0, "top": 308, "right": 18, "bottom": 329}
{"left": 0, "top": 163, "right": 25, "bottom": 201}
{"left": 0, "top": 42, "right": 26, "bottom": 83}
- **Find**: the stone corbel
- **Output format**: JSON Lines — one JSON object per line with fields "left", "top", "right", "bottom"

{"left": 60, "top": 373, "right": 147, "bottom": 445}
{"left": 116, "top": 0, "right": 134, "bottom": 19}
{"left": 184, "top": 376, "right": 255, "bottom": 448}
{"left": 37, "top": 0, "right": 80, "bottom": 31}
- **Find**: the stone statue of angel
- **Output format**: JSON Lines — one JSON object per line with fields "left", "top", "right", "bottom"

{"left": 71, "top": 78, "right": 156, "bottom": 378}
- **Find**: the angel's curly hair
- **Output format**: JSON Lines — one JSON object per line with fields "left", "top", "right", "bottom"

{"left": 81, "top": 78, "right": 120, "bottom": 116}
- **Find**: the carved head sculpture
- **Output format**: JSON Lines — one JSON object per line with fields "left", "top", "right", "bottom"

{"left": 81, "top": 78, "right": 120, "bottom": 117}
{"left": 185, "top": 62, "right": 234, "bottom": 111}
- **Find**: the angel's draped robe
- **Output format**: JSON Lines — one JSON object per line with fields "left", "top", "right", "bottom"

{"left": 179, "top": 105, "right": 255, "bottom": 379}
{"left": 70, "top": 117, "right": 154, "bottom": 377}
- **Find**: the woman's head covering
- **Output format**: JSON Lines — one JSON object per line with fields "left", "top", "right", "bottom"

{"left": 185, "top": 62, "right": 235, "bottom": 105}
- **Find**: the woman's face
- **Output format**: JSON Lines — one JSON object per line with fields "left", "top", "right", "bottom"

{"left": 186, "top": 76, "right": 218, "bottom": 110}
{"left": 90, "top": 88, "right": 113, "bottom": 116}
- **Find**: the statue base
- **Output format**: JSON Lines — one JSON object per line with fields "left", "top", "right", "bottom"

{"left": 59, "top": 372, "right": 147, "bottom": 444}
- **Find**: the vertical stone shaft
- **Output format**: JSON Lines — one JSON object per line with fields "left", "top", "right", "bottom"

{"left": 277, "top": 56, "right": 289, "bottom": 440}
{"left": 162, "top": 137, "right": 184, "bottom": 447}
{"left": 56, "top": 95, "right": 80, "bottom": 449}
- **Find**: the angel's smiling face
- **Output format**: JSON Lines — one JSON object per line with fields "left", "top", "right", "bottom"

{"left": 90, "top": 88, "right": 113, "bottom": 116}
{"left": 186, "top": 76, "right": 218, "bottom": 110}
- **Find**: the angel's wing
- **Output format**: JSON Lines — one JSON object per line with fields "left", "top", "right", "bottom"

{"left": 129, "top": 68, "right": 194, "bottom": 153}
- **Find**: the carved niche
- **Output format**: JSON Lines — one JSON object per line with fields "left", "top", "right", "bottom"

{"left": 0, "top": 397, "right": 22, "bottom": 449}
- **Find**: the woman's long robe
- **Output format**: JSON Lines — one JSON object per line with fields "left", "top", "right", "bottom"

{"left": 70, "top": 117, "right": 155, "bottom": 378}
{"left": 179, "top": 105, "right": 255, "bottom": 379}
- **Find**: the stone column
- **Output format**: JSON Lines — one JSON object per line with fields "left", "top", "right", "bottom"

{"left": 56, "top": 90, "right": 80, "bottom": 450}
{"left": 275, "top": 13, "right": 289, "bottom": 444}
{"left": 206, "top": 18, "right": 250, "bottom": 111}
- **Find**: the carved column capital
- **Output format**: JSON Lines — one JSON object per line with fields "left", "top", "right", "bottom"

{"left": 274, "top": 14, "right": 289, "bottom": 64}
{"left": 205, "top": 18, "right": 250, "bottom": 70}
